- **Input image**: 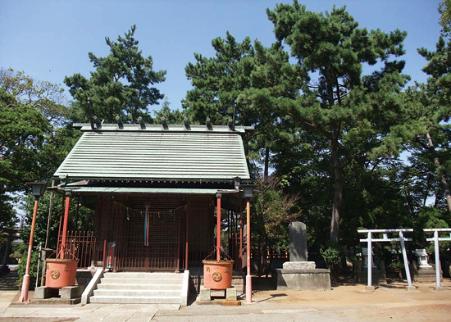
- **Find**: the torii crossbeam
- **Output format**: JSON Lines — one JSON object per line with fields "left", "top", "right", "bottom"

{"left": 358, "top": 229, "right": 413, "bottom": 289}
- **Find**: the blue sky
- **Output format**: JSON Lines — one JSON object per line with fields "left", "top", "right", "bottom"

{"left": 0, "top": 0, "right": 442, "bottom": 111}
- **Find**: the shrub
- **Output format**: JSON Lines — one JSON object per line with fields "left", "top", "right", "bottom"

{"left": 320, "top": 246, "right": 340, "bottom": 268}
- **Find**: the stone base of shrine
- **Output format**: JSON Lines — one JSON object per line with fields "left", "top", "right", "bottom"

{"left": 276, "top": 262, "right": 331, "bottom": 290}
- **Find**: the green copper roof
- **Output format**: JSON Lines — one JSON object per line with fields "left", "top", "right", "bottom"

{"left": 54, "top": 127, "right": 250, "bottom": 181}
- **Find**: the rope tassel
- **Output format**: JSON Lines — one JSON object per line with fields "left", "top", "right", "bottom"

{"left": 144, "top": 206, "right": 150, "bottom": 246}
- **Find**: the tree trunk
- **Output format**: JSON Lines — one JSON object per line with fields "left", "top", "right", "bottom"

{"left": 330, "top": 134, "right": 343, "bottom": 244}
{"left": 426, "top": 132, "right": 451, "bottom": 211}
{"left": 263, "top": 146, "right": 270, "bottom": 182}
{"left": 257, "top": 235, "right": 263, "bottom": 277}
{"left": 330, "top": 166, "right": 344, "bottom": 244}
{"left": 328, "top": 78, "right": 345, "bottom": 243}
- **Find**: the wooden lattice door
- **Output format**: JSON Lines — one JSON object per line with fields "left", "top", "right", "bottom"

{"left": 116, "top": 209, "right": 181, "bottom": 271}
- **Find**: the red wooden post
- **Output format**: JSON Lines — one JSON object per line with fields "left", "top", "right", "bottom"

{"left": 239, "top": 212, "right": 243, "bottom": 263}
{"left": 19, "top": 199, "right": 39, "bottom": 303}
{"left": 246, "top": 200, "right": 252, "bottom": 303}
{"left": 102, "top": 239, "right": 107, "bottom": 269}
{"left": 216, "top": 193, "right": 222, "bottom": 262}
{"left": 185, "top": 211, "right": 189, "bottom": 270}
{"left": 59, "top": 195, "right": 71, "bottom": 259}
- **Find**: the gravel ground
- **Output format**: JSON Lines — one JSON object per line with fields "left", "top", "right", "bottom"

{"left": 153, "top": 281, "right": 451, "bottom": 322}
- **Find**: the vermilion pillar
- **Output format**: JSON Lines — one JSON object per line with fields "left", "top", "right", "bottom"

{"left": 59, "top": 195, "right": 71, "bottom": 259}
{"left": 19, "top": 199, "right": 39, "bottom": 303}
{"left": 239, "top": 212, "right": 243, "bottom": 267}
{"left": 245, "top": 200, "right": 252, "bottom": 303}
{"left": 216, "top": 193, "right": 222, "bottom": 262}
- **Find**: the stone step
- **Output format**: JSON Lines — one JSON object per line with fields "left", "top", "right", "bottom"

{"left": 93, "top": 289, "right": 180, "bottom": 297}
{"left": 89, "top": 295, "right": 181, "bottom": 304}
{"left": 103, "top": 272, "right": 183, "bottom": 278}
{"left": 87, "top": 272, "right": 188, "bottom": 305}
{"left": 103, "top": 273, "right": 183, "bottom": 279}
{"left": 97, "top": 283, "right": 181, "bottom": 290}
{"left": 100, "top": 277, "right": 183, "bottom": 284}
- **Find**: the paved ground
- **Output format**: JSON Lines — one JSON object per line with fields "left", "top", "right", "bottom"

{"left": 1, "top": 281, "right": 450, "bottom": 321}
{"left": 0, "top": 291, "right": 179, "bottom": 322}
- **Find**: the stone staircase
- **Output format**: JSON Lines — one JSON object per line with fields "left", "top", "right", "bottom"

{"left": 89, "top": 272, "right": 188, "bottom": 304}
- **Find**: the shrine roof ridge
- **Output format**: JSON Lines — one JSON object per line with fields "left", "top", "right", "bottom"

{"left": 72, "top": 123, "right": 254, "bottom": 133}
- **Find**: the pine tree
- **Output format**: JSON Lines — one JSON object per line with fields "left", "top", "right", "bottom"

{"left": 267, "top": 2, "right": 408, "bottom": 243}
{"left": 153, "top": 98, "right": 186, "bottom": 124}
{"left": 184, "top": 33, "right": 301, "bottom": 179}
{"left": 65, "top": 25, "right": 166, "bottom": 123}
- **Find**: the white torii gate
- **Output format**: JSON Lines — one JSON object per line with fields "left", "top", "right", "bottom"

{"left": 423, "top": 228, "right": 451, "bottom": 289}
{"left": 358, "top": 229, "right": 413, "bottom": 289}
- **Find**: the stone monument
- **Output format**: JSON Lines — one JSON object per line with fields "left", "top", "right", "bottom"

{"left": 276, "top": 222, "right": 331, "bottom": 290}
{"left": 362, "top": 248, "right": 376, "bottom": 268}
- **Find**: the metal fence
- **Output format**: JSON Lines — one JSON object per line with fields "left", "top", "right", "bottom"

{"left": 57, "top": 230, "right": 99, "bottom": 268}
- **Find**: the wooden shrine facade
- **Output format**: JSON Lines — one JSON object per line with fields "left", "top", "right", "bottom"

{"left": 52, "top": 123, "right": 252, "bottom": 272}
{"left": 59, "top": 192, "right": 245, "bottom": 272}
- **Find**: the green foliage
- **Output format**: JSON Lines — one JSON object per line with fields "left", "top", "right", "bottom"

{"left": 0, "top": 89, "right": 50, "bottom": 189}
{"left": 38, "top": 127, "right": 81, "bottom": 180}
{"left": 0, "top": 231, "right": 8, "bottom": 248}
{"left": 153, "top": 98, "right": 186, "bottom": 124}
{"left": 13, "top": 243, "right": 39, "bottom": 286}
{"left": 418, "top": 207, "right": 449, "bottom": 229}
{"left": 0, "top": 87, "right": 50, "bottom": 229}
{"left": 65, "top": 25, "right": 166, "bottom": 123}
{"left": 0, "top": 68, "right": 78, "bottom": 230}
{"left": 375, "top": 10, "right": 450, "bottom": 211}
{"left": 15, "top": 191, "right": 94, "bottom": 284}
{"left": 184, "top": 32, "right": 301, "bottom": 177}
{"left": 0, "top": 68, "right": 69, "bottom": 126}
{"left": 388, "top": 258, "right": 403, "bottom": 272}
{"left": 412, "top": 207, "right": 450, "bottom": 250}
{"left": 0, "top": 193, "right": 16, "bottom": 229}
{"left": 439, "top": 0, "right": 451, "bottom": 34}
{"left": 320, "top": 246, "right": 341, "bottom": 268}
{"left": 21, "top": 192, "right": 95, "bottom": 251}
{"left": 184, "top": 32, "right": 254, "bottom": 124}
{"left": 252, "top": 179, "right": 300, "bottom": 250}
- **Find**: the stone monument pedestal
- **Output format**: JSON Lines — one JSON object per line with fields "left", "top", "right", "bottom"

{"left": 276, "top": 261, "right": 331, "bottom": 290}
{"left": 275, "top": 222, "right": 331, "bottom": 290}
